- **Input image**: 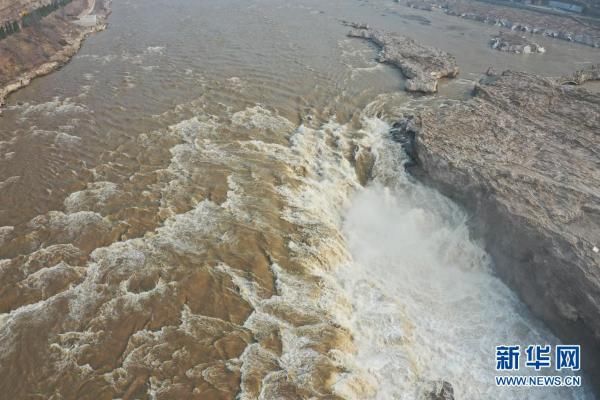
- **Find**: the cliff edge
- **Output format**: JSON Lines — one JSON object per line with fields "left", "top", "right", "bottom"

{"left": 397, "top": 67, "right": 600, "bottom": 385}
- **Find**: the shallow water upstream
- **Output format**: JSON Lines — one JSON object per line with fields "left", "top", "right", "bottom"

{"left": 0, "top": 0, "right": 598, "bottom": 398}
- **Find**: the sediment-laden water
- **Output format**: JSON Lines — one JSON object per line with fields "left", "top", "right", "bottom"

{"left": 0, "top": 0, "right": 598, "bottom": 398}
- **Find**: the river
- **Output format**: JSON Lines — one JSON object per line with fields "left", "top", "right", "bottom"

{"left": 0, "top": 0, "right": 598, "bottom": 398}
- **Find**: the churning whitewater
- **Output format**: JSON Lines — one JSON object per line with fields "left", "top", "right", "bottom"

{"left": 3, "top": 94, "right": 593, "bottom": 398}
{"left": 333, "top": 118, "right": 594, "bottom": 399}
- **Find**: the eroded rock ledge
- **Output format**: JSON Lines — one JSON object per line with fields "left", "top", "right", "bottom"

{"left": 347, "top": 25, "right": 459, "bottom": 93}
{"left": 397, "top": 67, "right": 600, "bottom": 386}
{"left": 559, "top": 63, "right": 600, "bottom": 85}
{"left": 490, "top": 31, "right": 545, "bottom": 54}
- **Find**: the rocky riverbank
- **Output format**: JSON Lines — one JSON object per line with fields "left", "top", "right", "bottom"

{"left": 347, "top": 25, "right": 459, "bottom": 93}
{"left": 394, "top": 66, "right": 600, "bottom": 389}
{"left": 0, "top": 0, "right": 110, "bottom": 107}
{"left": 399, "top": 0, "right": 600, "bottom": 48}
{"left": 559, "top": 63, "right": 600, "bottom": 84}
{"left": 490, "top": 31, "right": 546, "bottom": 53}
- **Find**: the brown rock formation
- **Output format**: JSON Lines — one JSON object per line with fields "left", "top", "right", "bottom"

{"left": 347, "top": 26, "right": 459, "bottom": 93}
{"left": 490, "top": 31, "right": 546, "bottom": 53}
{"left": 0, "top": 0, "right": 111, "bottom": 107}
{"left": 395, "top": 67, "right": 600, "bottom": 390}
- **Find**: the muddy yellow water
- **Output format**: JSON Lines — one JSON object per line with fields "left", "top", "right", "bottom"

{"left": 0, "top": 0, "right": 598, "bottom": 399}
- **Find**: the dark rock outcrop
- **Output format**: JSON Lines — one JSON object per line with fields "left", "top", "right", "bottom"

{"left": 420, "top": 380, "right": 454, "bottom": 400}
{"left": 347, "top": 26, "right": 459, "bottom": 93}
{"left": 400, "top": 68, "right": 600, "bottom": 389}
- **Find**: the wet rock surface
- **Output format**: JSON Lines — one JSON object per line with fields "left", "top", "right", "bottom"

{"left": 399, "top": 67, "right": 600, "bottom": 388}
{"left": 347, "top": 26, "right": 459, "bottom": 93}
{"left": 490, "top": 31, "right": 545, "bottom": 54}
{"left": 420, "top": 380, "right": 455, "bottom": 400}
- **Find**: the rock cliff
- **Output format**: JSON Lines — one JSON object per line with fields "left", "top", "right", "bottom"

{"left": 396, "top": 67, "right": 600, "bottom": 387}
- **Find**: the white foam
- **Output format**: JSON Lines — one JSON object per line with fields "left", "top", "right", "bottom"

{"left": 18, "top": 97, "right": 88, "bottom": 116}
{"left": 54, "top": 131, "right": 82, "bottom": 146}
{"left": 221, "top": 262, "right": 355, "bottom": 399}
{"left": 0, "top": 314, "right": 8, "bottom": 330}
{"left": 64, "top": 182, "right": 120, "bottom": 213}
{"left": 332, "top": 118, "right": 594, "bottom": 399}
{"left": 145, "top": 46, "right": 166, "bottom": 55}
{"left": 231, "top": 105, "right": 295, "bottom": 132}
